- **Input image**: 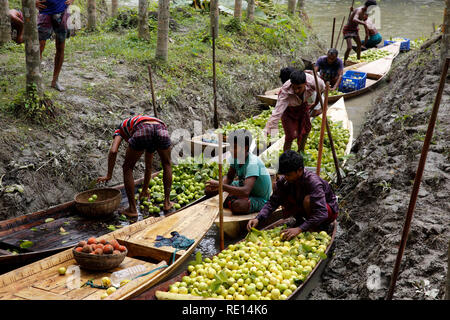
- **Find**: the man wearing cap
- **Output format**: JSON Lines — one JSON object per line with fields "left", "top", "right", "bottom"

{"left": 97, "top": 115, "right": 173, "bottom": 217}
{"left": 247, "top": 150, "right": 338, "bottom": 240}
{"left": 205, "top": 129, "right": 272, "bottom": 215}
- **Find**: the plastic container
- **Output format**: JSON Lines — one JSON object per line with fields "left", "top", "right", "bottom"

{"left": 384, "top": 38, "right": 410, "bottom": 51}
{"left": 339, "top": 70, "right": 367, "bottom": 93}
{"left": 110, "top": 264, "right": 147, "bottom": 287}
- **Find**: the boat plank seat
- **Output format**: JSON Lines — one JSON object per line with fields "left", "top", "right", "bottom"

{"left": 120, "top": 201, "right": 220, "bottom": 259}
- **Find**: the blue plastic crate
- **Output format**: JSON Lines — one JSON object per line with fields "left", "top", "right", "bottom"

{"left": 384, "top": 38, "right": 410, "bottom": 51}
{"left": 339, "top": 70, "right": 367, "bottom": 93}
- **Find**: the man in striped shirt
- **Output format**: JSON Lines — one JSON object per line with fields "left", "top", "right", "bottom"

{"left": 97, "top": 115, "right": 173, "bottom": 217}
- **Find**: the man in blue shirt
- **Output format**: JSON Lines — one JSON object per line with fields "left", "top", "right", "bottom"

{"left": 314, "top": 48, "right": 344, "bottom": 91}
{"left": 205, "top": 129, "right": 272, "bottom": 215}
{"left": 36, "top": 0, "right": 75, "bottom": 91}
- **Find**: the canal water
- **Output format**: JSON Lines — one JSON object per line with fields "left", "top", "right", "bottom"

{"left": 116, "top": 0, "right": 444, "bottom": 299}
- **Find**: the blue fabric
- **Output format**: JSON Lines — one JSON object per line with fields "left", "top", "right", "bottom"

{"left": 155, "top": 231, "right": 195, "bottom": 250}
{"left": 316, "top": 56, "right": 344, "bottom": 84}
{"left": 39, "top": 0, "right": 67, "bottom": 15}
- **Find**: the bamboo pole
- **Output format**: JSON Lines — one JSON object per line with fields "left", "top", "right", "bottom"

{"left": 212, "top": 25, "right": 218, "bottom": 129}
{"left": 386, "top": 57, "right": 449, "bottom": 300}
{"left": 147, "top": 65, "right": 158, "bottom": 118}
{"left": 316, "top": 82, "right": 329, "bottom": 175}
{"left": 335, "top": 16, "right": 346, "bottom": 50}
{"left": 331, "top": 17, "right": 336, "bottom": 48}
{"left": 311, "top": 66, "right": 343, "bottom": 185}
{"left": 218, "top": 132, "right": 224, "bottom": 251}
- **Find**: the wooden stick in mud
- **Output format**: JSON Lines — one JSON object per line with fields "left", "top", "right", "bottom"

{"left": 316, "top": 82, "right": 329, "bottom": 176}
{"left": 340, "top": 0, "right": 355, "bottom": 51}
{"left": 147, "top": 65, "right": 158, "bottom": 118}
{"left": 218, "top": 133, "right": 224, "bottom": 251}
{"left": 311, "top": 66, "right": 343, "bottom": 185}
{"left": 212, "top": 25, "right": 218, "bottom": 129}
{"left": 331, "top": 17, "right": 336, "bottom": 48}
{"left": 386, "top": 57, "right": 449, "bottom": 300}
{"left": 335, "top": 16, "right": 346, "bottom": 50}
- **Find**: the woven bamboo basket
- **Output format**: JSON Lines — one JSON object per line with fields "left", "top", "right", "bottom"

{"left": 74, "top": 188, "right": 121, "bottom": 218}
{"left": 72, "top": 247, "right": 128, "bottom": 271}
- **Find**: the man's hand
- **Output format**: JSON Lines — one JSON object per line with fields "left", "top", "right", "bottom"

{"left": 281, "top": 227, "right": 302, "bottom": 241}
{"left": 97, "top": 175, "right": 111, "bottom": 183}
{"left": 65, "top": 0, "right": 75, "bottom": 5}
{"left": 205, "top": 179, "right": 219, "bottom": 193}
{"left": 139, "top": 188, "right": 150, "bottom": 202}
{"left": 36, "top": 0, "right": 47, "bottom": 10}
{"left": 247, "top": 218, "right": 259, "bottom": 232}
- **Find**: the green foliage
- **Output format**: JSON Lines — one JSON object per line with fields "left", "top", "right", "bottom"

{"left": 224, "top": 18, "right": 242, "bottom": 33}
{"left": 103, "top": 7, "right": 140, "bottom": 31}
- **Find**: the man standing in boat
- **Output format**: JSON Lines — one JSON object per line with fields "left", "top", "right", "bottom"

{"left": 264, "top": 69, "right": 325, "bottom": 152}
{"left": 97, "top": 115, "right": 173, "bottom": 217}
{"left": 314, "top": 48, "right": 344, "bottom": 92}
{"left": 247, "top": 150, "right": 338, "bottom": 240}
{"left": 343, "top": 0, "right": 378, "bottom": 65}
{"left": 205, "top": 129, "right": 272, "bottom": 215}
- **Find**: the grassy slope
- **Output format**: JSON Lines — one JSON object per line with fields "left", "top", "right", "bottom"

{"left": 0, "top": 5, "right": 326, "bottom": 218}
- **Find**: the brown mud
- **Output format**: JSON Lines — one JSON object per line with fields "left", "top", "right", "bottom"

{"left": 309, "top": 38, "right": 449, "bottom": 300}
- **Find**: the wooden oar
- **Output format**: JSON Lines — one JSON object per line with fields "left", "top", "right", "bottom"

{"left": 218, "top": 133, "right": 224, "bottom": 251}
{"left": 331, "top": 17, "right": 336, "bottom": 48}
{"left": 340, "top": 0, "right": 355, "bottom": 51}
{"left": 316, "top": 82, "right": 329, "bottom": 175}
{"left": 147, "top": 65, "right": 158, "bottom": 118}
{"left": 387, "top": 57, "right": 449, "bottom": 300}
{"left": 311, "top": 66, "right": 343, "bottom": 185}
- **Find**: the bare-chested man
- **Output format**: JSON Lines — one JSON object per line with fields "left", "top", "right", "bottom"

{"left": 343, "top": 0, "right": 378, "bottom": 65}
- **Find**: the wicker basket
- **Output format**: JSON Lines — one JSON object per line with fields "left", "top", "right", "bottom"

{"left": 74, "top": 188, "right": 121, "bottom": 218}
{"left": 72, "top": 247, "right": 128, "bottom": 271}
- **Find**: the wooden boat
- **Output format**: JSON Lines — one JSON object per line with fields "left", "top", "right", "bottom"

{"left": 133, "top": 218, "right": 337, "bottom": 300}
{"left": 0, "top": 173, "right": 208, "bottom": 273}
{"left": 215, "top": 97, "right": 352, "bottom": 239}
{"left": 0, "top": 194, "right": 222, "bottom": 300}
{"left": 256, "top": 42, "right": 401, "bottom": 106}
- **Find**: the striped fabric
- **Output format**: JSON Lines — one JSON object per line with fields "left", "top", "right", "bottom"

{"left": 113, "top": 115, "right": 166, "bottom": 141}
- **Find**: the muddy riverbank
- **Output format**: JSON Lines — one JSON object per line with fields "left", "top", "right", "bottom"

{"left": 309, "top": 37, "right": 449, "bottom": 300}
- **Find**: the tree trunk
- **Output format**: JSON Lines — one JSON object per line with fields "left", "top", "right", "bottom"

{"left": 234, "top": 0, "right": 242, "bottom": 21}
{"left": 442, "top": 0, "right": 450, "bottom": 65}
{"left": 210, "top": 0, "right": 219, "bottom": 38}
{"left": 297, "top": 0, "right": 307, "bottom": 18}
{"left": 0, "top": 0, "right": 11, "bottom": 45}
{"left": 22, "top": 0, "right": 42, "bottom": 96}
{"left": 138, "top": 0, "right": 149, "bottom": 41}
{"left": 111, "top": 0, "right": 118, "bottom": 17}
{"left": 288, "top": 0, "right": 296, "bottom": 15}
{"left": 155, "top": 0, "right": 170, "bottom": 61}
{"left": 246, "top": 0, "right": 255, "bottom": 22}
{"left": 87, "top": 0, "right": 96, "bottom": 30}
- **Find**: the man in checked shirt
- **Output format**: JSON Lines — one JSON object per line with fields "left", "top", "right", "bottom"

{"left": 263, "top": 70, "right": 325, "bottom": 152}
{"left": 247, "top": 150, "right": 338, "bottom": 240}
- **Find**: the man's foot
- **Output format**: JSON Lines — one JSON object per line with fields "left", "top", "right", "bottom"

{"left": 120, "top": 207, "right": 138, "bottom": 217}
{"left": 51, "top": 81, "right": 65, "bottom": 92}
{"left": 163, "top": 201, "right": 175, "bottom": 212}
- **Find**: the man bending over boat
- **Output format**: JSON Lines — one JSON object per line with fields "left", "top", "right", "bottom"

{"left": 314, "top": 48, "right": 344, "bottom": 92}
{"left": 247, "top": 150, "right": 338, "bottom": 240}
{"left": 264, "top": 70, "right": 325, "bottom": 152}
{"left": 205, "top": 129, "right": 272, "bottom": 215}
{"left": 361, "top": 13, "right": 382, "bottom": 50}
{"left": 343, "top": 0, "right": 378, "bottom": 65}
{"left": 97, "top": 115, "right": 173, "bottom": 217}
